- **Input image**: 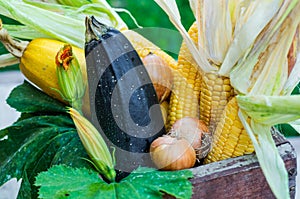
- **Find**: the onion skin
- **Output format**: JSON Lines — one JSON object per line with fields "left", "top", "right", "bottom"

{"left": 150, "top": 136, "right": 196, "bottom": 171}
{"left": 170, "top": 117, "right": 209, "bottom": 149}
{"left": 142, "top": 53, "right": 173, "bottom": 102}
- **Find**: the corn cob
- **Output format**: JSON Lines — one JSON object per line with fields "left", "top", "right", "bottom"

{"left": 166, "top": 22, "right": 202, "bottom": 129}
{"left": 204, "top": 97, "right": 254, "bottom": 164}
{"left": 204, "top": 21, "right": 299, "bottom": 164}
{"left": 200, "top": 72, "right": 234, "bottom": 132}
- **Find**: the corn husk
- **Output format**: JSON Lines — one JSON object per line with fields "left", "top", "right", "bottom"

{"left": 154, "top": 0, "right": 300, "bottom": 198}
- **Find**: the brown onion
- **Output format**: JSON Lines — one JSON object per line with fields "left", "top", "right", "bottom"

{"left": 142, "top": 53, "right": 173, "bottom": 102}
{"left": 169, "top": 117, "right": 209, "bottom": 149}
{"left": 150, "top": 136, "right": 196, "bottom": 171}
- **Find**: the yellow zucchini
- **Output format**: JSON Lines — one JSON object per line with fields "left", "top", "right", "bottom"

{"left": 20, "top": 38, "right": 86, "bottom": 103}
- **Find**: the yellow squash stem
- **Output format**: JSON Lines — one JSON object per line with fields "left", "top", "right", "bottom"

{"left": 204, "top": 97, "right": 254, "bottom": 164}
{"left": 167, "top": 22, "right": 202, "bottom": 130}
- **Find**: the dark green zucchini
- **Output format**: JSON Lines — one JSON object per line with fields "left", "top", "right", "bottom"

{"left": 84, "top": 16, "right": 166, "bottom": 180}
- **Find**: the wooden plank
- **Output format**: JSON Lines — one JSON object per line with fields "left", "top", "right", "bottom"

{"left": 164, "top": 130, "right": 297, "bottom": 199}
{"left": 190, "top": 142, "right": 296, "bottom": 199}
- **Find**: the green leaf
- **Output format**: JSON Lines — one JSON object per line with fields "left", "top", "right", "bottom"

{"left": 0, "top": 119, "right": 89, "bottom": 198}
{"left": 123, "top": 167, "right": 193, "bottom": 199}
{"left": 0, "top": 82, "right": 90, "bottom": 198}
{"left": 292, "top": 83, "right": 300, "bottom": 95}
{"left": 35, "top": 165, "right": 107, "bottom": 199}
{"left": 0, "top": 115, "right": 74, "bottom": 163}
{"left": 35, "top": 166, "right": 193, "bottom": 199}
{"left": 6, "top": 81, "right": 66, "bottom": 113}
{"left": 276, "top": 123, "right": 300, "bottom": 137}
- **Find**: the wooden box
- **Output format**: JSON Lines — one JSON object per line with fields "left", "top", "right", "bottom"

{"left": 166, "top": 128, "right": 297, "bottom": 199}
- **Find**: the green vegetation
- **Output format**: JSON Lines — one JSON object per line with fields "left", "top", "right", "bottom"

{"left": 108, "top": 0, "right": 194, "bottom": 29}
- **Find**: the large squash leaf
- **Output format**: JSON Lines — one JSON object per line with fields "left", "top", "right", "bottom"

{"left": 0, "top": 81, "right": 90, "bottom": 199}
{"left": 35, "top": 165, "right": 193, "bottom": 199}
{"left": 1, "top": 81, "right": 194, "bottom": 199}
{"left": 6, "top": 81, "right": 66, "bottom": 113}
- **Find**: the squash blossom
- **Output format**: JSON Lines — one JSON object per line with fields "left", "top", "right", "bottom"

{"left": 55, "top": 44, "right": 85, "bottom": 111}
{"left": 69, "top": 107, "right": 116, "bottom": 182}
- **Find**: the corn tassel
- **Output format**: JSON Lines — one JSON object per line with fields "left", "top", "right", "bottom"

{"left": 167, "top": 22, "right": 202, "bottom": 129}
{"left": 200, "top": 72, "right": 234, "bottom": 132}
{"left": 204, "top": 97, "right": 254, "bottom": 164}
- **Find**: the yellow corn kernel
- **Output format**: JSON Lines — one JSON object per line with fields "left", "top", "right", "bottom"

{"left": 166, "top": 22, "right": 201, "bottom": 129}
{"left": 204, "top": 97, "right": 255, "bottom": 164}
{"left": 200, "top": 72, "right": 234, "bottom": 133}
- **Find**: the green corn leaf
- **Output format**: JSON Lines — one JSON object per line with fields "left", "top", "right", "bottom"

{"left": 0, "top": 1, "right": 84, "bottom": 47}
{"left": 3, "top": 24, "right": 50, "bottom": 40}
{"left": 238, "top": 111, "right": 289, "bottom": 199}
{"left": 24, "top": 0, "right": 121, "bottom": 28}
{"left": 0, "top": 0, "right": 128, "bottom": 48}
{"left": 42, "top": 0, "right": 93, "bottom": 7}
{"left": 237, "top": 95, "right": 300, "bottom": 125}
